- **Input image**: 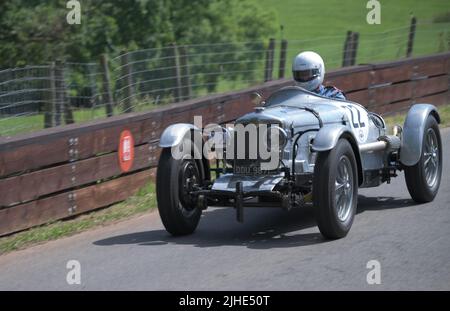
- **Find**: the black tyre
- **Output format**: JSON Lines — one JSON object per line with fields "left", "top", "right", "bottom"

{"left": 404, "top": 115, "right": 442, "bottom": 203}
{"left": 313, "top": 139, "right": 358, "bottom": 239}
{"left": 156, "top": 139, "right": 205, "bottom": 236}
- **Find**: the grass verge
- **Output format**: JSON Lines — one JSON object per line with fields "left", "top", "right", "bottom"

{"left": 0, "top": 182, "right": 157, "bottom": 255}
{"left": 383, "top": 104, "right": 450, "bottom": 129}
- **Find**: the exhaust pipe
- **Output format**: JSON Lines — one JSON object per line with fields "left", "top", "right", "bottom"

{"left": 359, "top": 135, "right": 401, "bottom": 153}
{"left": 359, "top": 141, "right": 387, "bottom": 152}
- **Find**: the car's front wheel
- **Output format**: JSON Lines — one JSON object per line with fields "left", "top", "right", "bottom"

{"left": 313, "top": 139, "right": 358, "bottom": 239}
{"left": 156, "top": 139, "right": 205, "bottom": 236}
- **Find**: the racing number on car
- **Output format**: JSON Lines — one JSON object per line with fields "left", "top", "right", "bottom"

{"left": 344, "top": 105, "right": 365, "bottom": 128}
{"left": 342, "top": 105, "right": 369, "bottom": 143}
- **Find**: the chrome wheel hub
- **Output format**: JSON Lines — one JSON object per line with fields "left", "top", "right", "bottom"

{"left": 335, "top": 156, "right": 354, "bottom": 222}
{"left": 423, "top": 128, "right": 439, "bottom": 188}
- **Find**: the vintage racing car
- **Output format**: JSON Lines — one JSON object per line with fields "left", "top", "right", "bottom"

{"left": 156, "top": 86, "right": 442, "bottom": 239}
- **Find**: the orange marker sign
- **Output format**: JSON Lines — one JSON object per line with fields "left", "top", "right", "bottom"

{"left": 119, "top": 130, "right": 134, "bottom": 172}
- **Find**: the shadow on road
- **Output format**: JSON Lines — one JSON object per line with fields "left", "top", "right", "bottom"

{"left": 94, "top": 195, "right": 416, "bottom": 249}
{"left": 357, "top": 195, "right": 415, "bottom": 212}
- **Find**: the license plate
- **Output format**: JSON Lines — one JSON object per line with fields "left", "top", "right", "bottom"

{"left": 233, "top": 165, "right": 271, "bottom": 175}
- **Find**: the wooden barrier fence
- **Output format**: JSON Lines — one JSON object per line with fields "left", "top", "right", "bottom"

{"left": 0, "top": 52, "right": 449, "bottom": 236}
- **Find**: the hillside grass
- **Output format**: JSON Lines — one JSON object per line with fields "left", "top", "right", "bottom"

{"left": 261, "top": 0, "right": 450, "bottom": 69}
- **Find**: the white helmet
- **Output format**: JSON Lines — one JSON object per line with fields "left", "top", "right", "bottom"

{"left": 292, "top": 51, "right": 325, "bottom": 91}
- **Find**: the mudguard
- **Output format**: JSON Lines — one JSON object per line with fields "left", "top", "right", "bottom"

{"left": 159, "top": 123, "right": 201, "bottom": 148}
{"left": 311, "top": 124, "right": 356, "bottom": 152}
{"left": 400, "top": 104, "right": 440, "bottom": 166}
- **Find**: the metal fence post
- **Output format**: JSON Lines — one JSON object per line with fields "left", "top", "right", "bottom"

{"left": 100, "top": 54, "right": 114, "bottom": 117}
{"left": 121, "top": 52, "right": 134, "bottom": 112}
{"left": 264, "top": 38, "right": 275, "bottom": 82}
{"left": 179, "top": 45, "right": 192, "bottom": 101}
{"left": 406, "top": 16, "right": 417, "bottom": 58}
{"left": 278, "top": 39, "right": 288, "bottom": 79}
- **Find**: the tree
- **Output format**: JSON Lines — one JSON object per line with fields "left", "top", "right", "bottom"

{"left": 0, "top": 0, "right": 276, "bottom": 68}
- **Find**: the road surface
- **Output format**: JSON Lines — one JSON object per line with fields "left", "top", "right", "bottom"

{"left": 0, "top": 128, "right": 449, "bottom": 290}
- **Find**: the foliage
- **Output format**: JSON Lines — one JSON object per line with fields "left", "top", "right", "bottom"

{"left": 0, "top": 0, "right": 277, "bottom": 69}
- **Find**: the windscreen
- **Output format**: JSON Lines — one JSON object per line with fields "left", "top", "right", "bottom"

{"left": 264, "top": 87, "right": 312, "bottom": 107}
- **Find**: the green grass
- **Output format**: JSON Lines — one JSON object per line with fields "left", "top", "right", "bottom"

{"left": 261, "top": 0, "right": 450, "bottom": 69}
{"left": 0, "top": 182, "right": 157, "bottom": 255}
{"left": 0, "top": 100, "right": 161, "bottom": 137}
{"left": 384, "top": 104, "right": 450, "bottom": 130}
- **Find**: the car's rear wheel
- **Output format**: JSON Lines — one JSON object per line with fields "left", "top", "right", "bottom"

{"left": 404, "top": 115, "right": 442, "bottom": 203}
{"left": 313, "top": 139, "right": 358, "bottom": 239}
{"left": 156, "top": 139, "right": 205, "bottom": 236}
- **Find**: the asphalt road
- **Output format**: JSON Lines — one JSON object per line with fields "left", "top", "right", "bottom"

{"left": 1, "top": 129, "right": 449, "bottom": 291}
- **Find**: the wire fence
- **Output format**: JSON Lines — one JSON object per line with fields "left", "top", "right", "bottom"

{"left": 0, "top": 21, "right": 449, "bottom": 137}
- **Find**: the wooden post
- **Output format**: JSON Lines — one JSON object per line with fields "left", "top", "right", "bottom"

{"left": 350, "top": 32, "right": 359, "bottom": 66}
{"left": 179, "top": 45, "right": 192, "bottom": 101}
{"left": 121, "top": 52, "right": 134, "bottom": 112}
{"left": 100, "top": 54, "right": 114, "bottom": 117}
{"left": 58, "top": 63, "right": 74, "bottom": 124}
{"left": 264, "top": 38, "right": 276, "bottom": 82}
{"left": 278, "top": 39, "right": 288, "bottom": 79}
{"left": 44, "top": 62, "right": 56, "bottom": 128}
{"left": 406, "top": 16, "right": 417, "bottom": 58}
{"left": 342, "top": 31, "right": 352, "bottom": 67}
{"left": 171, "top": 43, "right": 182, "bottom": 102}
{"left": 88, "top": 63, "right": 99, "bottom": 109}
{"left": 54, "top": 60, "right": 66, "bottom": 126}
{"left": 62, "top": 70, "right": 74, "bottom": 124}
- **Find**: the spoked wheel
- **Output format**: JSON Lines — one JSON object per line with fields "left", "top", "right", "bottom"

{"left": 404, "top": 115, "right": 442, "bottom": 203}
{"left": 156, "top": 139, "right": 205, "bottom": 236}
{"left": 313, "top": 139, "right": 358, "bottom": 239}
{"left": 335, "top": 156, "right": 354, "bottom": 223}
{"left": 423, "top": 129, "right": 440, "bottom": 188}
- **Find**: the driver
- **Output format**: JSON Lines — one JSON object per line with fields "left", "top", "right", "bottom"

{"left": 292, "top": 51, "right": 346, "bottom": 100}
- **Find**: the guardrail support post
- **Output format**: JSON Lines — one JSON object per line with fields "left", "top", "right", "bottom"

{"left": 278, "top": 39, "right": 288, "bottom": 79}
{"left": 100, "top": 54, "right": 114, "bottom": 117}
{"left": 406, "top": 16, "right": 417, "bottom": 58}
